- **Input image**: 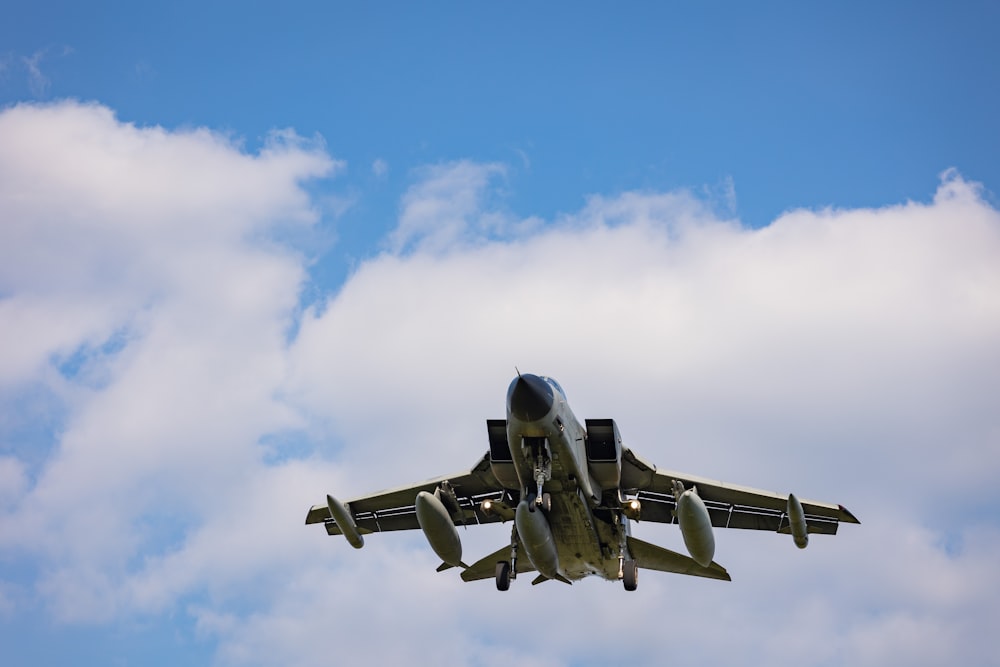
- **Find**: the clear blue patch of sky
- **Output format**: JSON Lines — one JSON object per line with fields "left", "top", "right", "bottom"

{"left": 0, "top": 383, "right": 67, "bottom": 482}
{"left": 0, "top": 605, "right": 213, "bottom": 667}
{"left": 53, "top": 327, "right": 130, "bottom": 387}
{"left": 258, "top": 429, "right": 316, "bottom": 466}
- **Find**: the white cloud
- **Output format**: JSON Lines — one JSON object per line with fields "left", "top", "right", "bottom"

{"left": 0, "top": 101, "right": 338, "bottom": 622}
{"left": 2, "top": 102, "right": 999, "bottom": 666}
{"left": 388, "top": 160, "right": 533, "bottom": 253}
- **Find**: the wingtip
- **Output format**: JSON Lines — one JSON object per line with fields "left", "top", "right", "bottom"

{"left": 305, "top": 503, "right": 332, "bottom": 525}
{"left": 839, "top": 504, "right": 861, "bottom": 524}
{"left": 710, "top": 561, "right": 732, "bottom": 582}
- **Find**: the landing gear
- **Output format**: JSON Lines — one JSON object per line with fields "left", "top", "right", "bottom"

{"left": 495, "top": 561, "right": 511, "bottom": 591}
{"left": 495, "top": 526, "right": 519, "bottom": 591}
{"left": 525, "top": 438, "right": 551, "bottom": 513}
{"left": 537, "top": 492, "right": 552, "bottom": 513}
{"left": 622, "top": 559, "right": 638, "bottom": 591}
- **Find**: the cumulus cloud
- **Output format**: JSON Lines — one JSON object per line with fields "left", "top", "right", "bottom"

{"left": 2, "top": 102, "right": 999, "bottom": 665}
{"left": 0, "top": 100, "right": 339, "bottom": 621}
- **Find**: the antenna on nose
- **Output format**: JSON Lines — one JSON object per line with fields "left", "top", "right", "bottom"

{"left": 515, "top": 366, "right": 521, "bottom": 378}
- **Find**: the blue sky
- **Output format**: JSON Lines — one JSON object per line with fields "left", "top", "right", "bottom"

{"left": 2, "top": 3, "right": 999, "bottom": 666}
{"left": 7, "top": 3, "right": 998, "bottom": 244}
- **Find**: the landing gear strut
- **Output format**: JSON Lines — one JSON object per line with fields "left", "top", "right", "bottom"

{"left": 496, "top": 526, "right": 520, "bottom": 591}
{"left": 526, "top": 438, "right": 551, "bottom": 513}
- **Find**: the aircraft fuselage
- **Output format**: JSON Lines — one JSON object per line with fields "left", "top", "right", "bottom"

{"left": 504, "top": 374, "right": 627, "bottom": 582}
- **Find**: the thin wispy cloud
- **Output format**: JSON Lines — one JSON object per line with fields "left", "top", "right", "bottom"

{"left": 18, "top": 47, "right": 72, "bottom": 97}
{"left": 21, "top": 51, "right": 49, "bottom": 96}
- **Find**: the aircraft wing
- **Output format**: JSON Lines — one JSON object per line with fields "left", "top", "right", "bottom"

{"left": 304, "top": 452, "right": 513, "bottom": 536}
{"left": 622, "top": 448, "right": 860, "bottom": 535}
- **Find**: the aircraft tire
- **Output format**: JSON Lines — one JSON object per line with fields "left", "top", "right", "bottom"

{"left": 496, "top": 561, "right": 511, "bottom": 591}
{"left": 540, "top": 493, "right": 552, "bottom": 514}
{"left": 623, "top": 560, "right": 638, "bottom": 591}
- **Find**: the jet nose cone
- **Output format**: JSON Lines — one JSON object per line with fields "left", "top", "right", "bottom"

{"left": 507, "top": 374, "right": 555, "bottom": 422}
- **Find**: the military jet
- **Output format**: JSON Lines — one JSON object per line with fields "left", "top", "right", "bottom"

{"left": 306, "top": 373, "right": 859, "bottom": 591}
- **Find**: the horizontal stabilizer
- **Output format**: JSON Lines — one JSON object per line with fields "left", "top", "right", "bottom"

{"left": 627, "top": 536, "right": 731, "bottom": 581}
{"left": 532, "top": 573, "right": 572, "bottom": 586}
{"left": 436, "top": 561, "right": 470, "bottom": 572}
{"left": 461, "top": 545, "right": 536, "bottom": 582}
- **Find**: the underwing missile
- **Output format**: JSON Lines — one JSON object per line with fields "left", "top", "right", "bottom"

{"left": 327, "top": 494, "right": 364, "bottom": 549}
{"left": 515, "top": 500, "right": 560, "bottom": 579}
{"left": 415, "top": 490, "right": 466, "bottom": 568}
{"left": 787, "top": 493, "right": 809, "bottom": 549}
{"left": 673, "top": 480, "right": 715, "bottom": 567}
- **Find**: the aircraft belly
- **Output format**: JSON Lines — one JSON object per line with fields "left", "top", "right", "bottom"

{"left": 548, "top": 489, "right": 619, "bottom": 581}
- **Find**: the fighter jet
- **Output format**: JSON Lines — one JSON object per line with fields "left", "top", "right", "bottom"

{"left": 306, "top": 373, "right": 859, "bottom": 591}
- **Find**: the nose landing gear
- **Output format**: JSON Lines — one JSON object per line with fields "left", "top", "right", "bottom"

{"left": 526, "top": 439, "right": 552, "bottom": 513}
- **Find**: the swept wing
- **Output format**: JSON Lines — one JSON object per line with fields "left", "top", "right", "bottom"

{"left": 305, "top": 452, "right": 510, "bottom": 535}
{"left": 621, "top": 447, "right": 860, "bottom": 535}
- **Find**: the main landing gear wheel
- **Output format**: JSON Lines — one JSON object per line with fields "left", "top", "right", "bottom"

{"left": 496, "top": 561, "right": 511, "bottom": 591}
{"left": 623, "top": 560, "right": 638, "bottom": 592}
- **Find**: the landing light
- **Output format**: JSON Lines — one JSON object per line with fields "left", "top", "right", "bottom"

{"left": 622, "top": 498, "right": 642, "bottom": 521}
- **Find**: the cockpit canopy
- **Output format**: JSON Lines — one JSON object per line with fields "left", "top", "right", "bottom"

{"left": 540, "top": 376, "right": 565, "bottom": 399}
